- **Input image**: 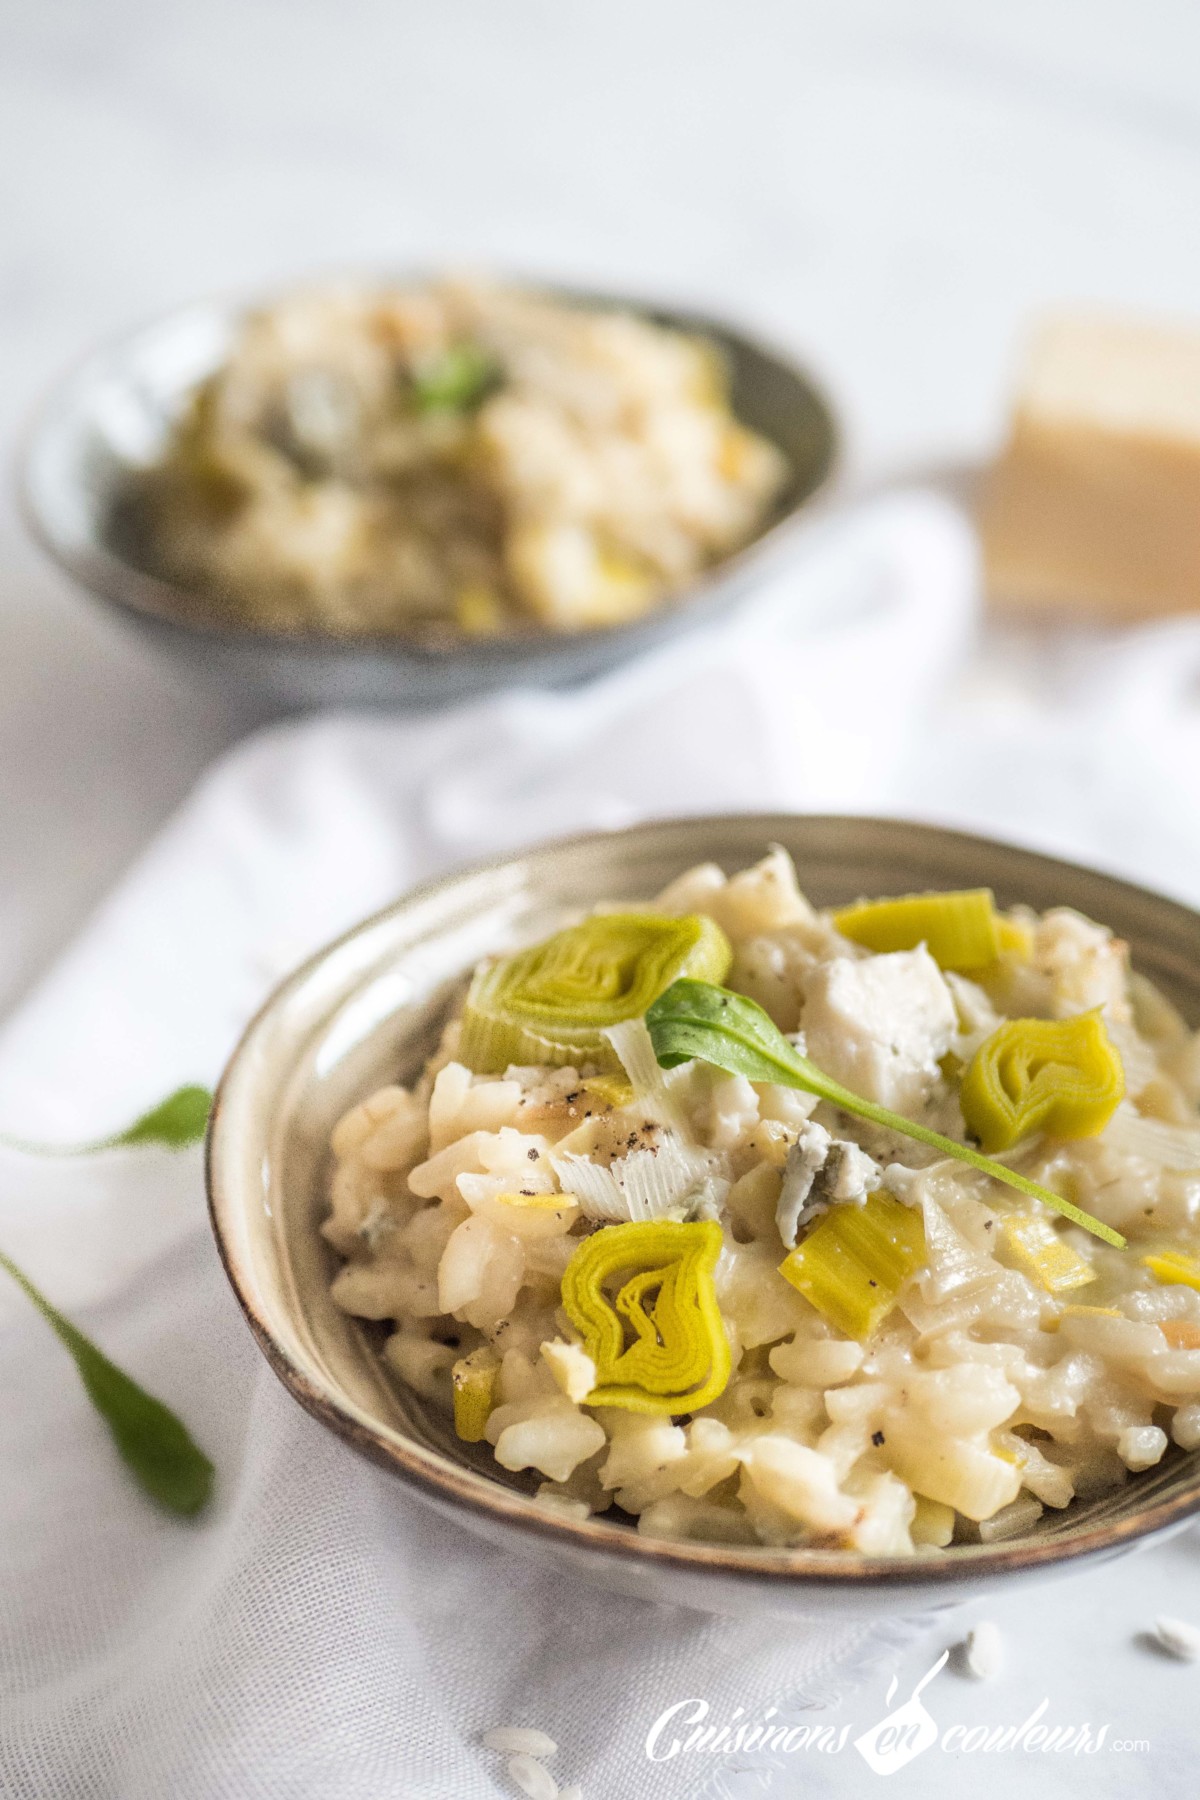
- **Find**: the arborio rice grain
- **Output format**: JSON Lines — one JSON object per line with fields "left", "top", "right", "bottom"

{"left": 326, "top": 850, "right": 1200, "bottom": 1555}
{"left": 963, "top": 1620, "right": 1004, "bottom": 1680}
{"left": 505, "top": 1754, "right": 558, "bottom": 1800}
{"left": 1149, "top": 1617, "right": 1200, "bottom": 1661}
{"left": 482, "top": 1729, "right": 559, "bottom": 1759}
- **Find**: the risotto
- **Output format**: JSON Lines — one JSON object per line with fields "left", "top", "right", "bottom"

{"left": 129, "top": 279, "right": 787, "bottom": 640}
{"left": 324, "top": 852, "right": 1200, "bottom": 1554}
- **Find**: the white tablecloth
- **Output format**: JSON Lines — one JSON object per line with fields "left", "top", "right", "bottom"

{"left": 4, "top": 489, "right": 1200, "bottom": 1796}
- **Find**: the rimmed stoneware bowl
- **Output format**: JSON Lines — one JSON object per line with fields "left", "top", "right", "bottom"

{"left": 207, "top": 815, "right": 1200, "bottom": 1619}
{"left": 19, "top": 281, "right": 837, "bottom": 712}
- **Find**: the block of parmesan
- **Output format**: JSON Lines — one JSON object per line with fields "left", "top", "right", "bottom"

{"left": 982, "top": 314, "right": 1200, "bottom": 616}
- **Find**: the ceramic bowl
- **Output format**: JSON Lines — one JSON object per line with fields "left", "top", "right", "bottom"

{"left": 19, "top": 283, "right": 838, "bottom": 712}
{"left": 206, "top": 815, "right": 1200, "bottom": 1618}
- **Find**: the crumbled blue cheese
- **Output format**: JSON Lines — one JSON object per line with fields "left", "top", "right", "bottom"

{"left": 775, "top": 1119, "right": 882, "bottom": 1247}
{"left": 800, "top": 947, "right": 957, "bottom": 1115}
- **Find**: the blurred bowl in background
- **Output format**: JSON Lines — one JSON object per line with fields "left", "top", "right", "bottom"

{"left": 18, "top": 280, "right": 839, "bottom": 712}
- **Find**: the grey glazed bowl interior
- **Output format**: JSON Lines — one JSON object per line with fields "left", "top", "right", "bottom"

{"left": 20, "top": 282, "right": 838, "bottom": 712}
{"left": 207, "top": 816, "right": 1200, "bottom": 1619}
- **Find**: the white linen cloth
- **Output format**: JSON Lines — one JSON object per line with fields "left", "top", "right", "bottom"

{"left": 3, "top": 489, "right": 1200, "bottom": 1799}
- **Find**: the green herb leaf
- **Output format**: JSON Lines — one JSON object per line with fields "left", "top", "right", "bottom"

{"left": 0, "top": 1250, "right": 214, "bottom": 1515}
{"left": 645, "top": 979, "right": 1126, "bottom": 1249}
{"left": 106, "top": 1085, "right": 213, "bottom": 1150}
{"left": 411, "top": 342, "right": 500, "bottom": 415}
{"left": 0, "top": 1085, "right": 213, "bottom": 1158}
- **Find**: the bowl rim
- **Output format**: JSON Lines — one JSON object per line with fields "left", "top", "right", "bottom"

{"left": 206, "top": 813, "right": 1200, "bottom": 1589}
{"left": 17, "top": 272, "right": 841, "bottom": 666}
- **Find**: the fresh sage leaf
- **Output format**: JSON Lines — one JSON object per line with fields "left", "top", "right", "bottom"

{"left": 0, "top": 1250, "right": 214, "bottom": 1516}
{"left": 0, "top": 1085, "right": 212, "bottom": 1157}
{"left": 645, "top": 978, "right": 1126, "bottom": 1249}
{"left": 106, "top": 1085, "right": 213, "bottom": 1150}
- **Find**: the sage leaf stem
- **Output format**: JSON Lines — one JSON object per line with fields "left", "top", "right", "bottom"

{"left": 0, "top": 1085, "right": 212, "bottom": 1157}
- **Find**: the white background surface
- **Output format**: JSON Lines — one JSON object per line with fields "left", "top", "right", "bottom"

{"left": 3, "top": 2, "right": 1200, "bottom": 1793}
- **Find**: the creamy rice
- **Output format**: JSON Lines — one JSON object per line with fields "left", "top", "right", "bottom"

{"left": 132, "top": 279, "right": 787, "bottom": 640}
{"left": 325, "top": 852, "right": 1200, "bottom": 1554}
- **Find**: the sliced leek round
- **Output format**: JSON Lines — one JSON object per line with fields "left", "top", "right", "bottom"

{"left": 459, "top": 911, "right": 731, "bottom": 1074}
{"left": 777, "top": 1190, "right": 927, "bottom": 1340}
{"left": 559, "top": 1219, "right": 731, "bottom": 1412}
{"left": 959, "top": 1012, "right": 1125, "bottom": 1153}
{"left": 832, "top": 888, "right": 1028, "bottom": 971}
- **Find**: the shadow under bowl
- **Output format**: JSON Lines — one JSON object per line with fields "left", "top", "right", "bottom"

{"left": 206, "top": 815, "right": 1200, "bottom": 1618}
{"left": 19, "top": 284, "right": 838, "bottom": 711}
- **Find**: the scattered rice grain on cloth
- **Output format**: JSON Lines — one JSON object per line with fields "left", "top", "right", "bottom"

{"left": 963, "top": 1621, "right": 1004, "bottom": 1680}
{"left": 483, "top": 1727, "right": 559, "bottom": 1759}
{"left": 506, "top": 1750, "right": 559, "bottom": 1800}
{"left": 1149, "top": 1617, "right": 1200, "bottom": 1662}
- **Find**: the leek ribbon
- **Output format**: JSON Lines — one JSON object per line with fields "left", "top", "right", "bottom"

{"left": 998, "top": 1214, "right": 1096, "bottom": 1293}
{"left": 459, "top": 912, "right": 732, "bottom": 1074}
{"left": 1142, "top": 1250, "right": 1200, "bottom": 1294}
{"left": 559, "top": 1219, "right": 731, "bottom": 1413}
{"left": 645, "top": 978, "right": 1126, "bottom": 1249}
{"left": 959, "top": 1013, "right": 1125, "bottom": 1153}
{"left": 832, "top": 889, "right": 1028, "bottom": 970}
{"left": 777, "top": 1190, "right": 926, "bottom": 1339}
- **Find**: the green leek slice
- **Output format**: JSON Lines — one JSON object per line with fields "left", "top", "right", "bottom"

{"left": 1142, "top": 1250, "right": 1200, "bottom": 1294}
{"left": 998, "top": 1214, "right": 1096, "bottom": 1293}
{"left": 778, "top": 1191, "right": 926, "bottom": 1340}
{"left": 833, "top": 889, "right": 1011, "bottom": 971}
{"left": 1050, "top": 1304, "right": 1122, "bottom": 1331}
{"left": 451, "top": 1346, "right": 500, "bottom": 1442}
{"left": 559, "top": 1219, "right": 730, "bottom": 1413}
{"left": 959, "top": 1012, "right": 1125, "bottom": 1153}
{"left": 459, "top": 912, "right": 731, "bottom": 1074}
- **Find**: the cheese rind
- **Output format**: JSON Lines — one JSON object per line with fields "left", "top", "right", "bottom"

{"left": 983, "top": 315, "right": 1200, "bottom": 617}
